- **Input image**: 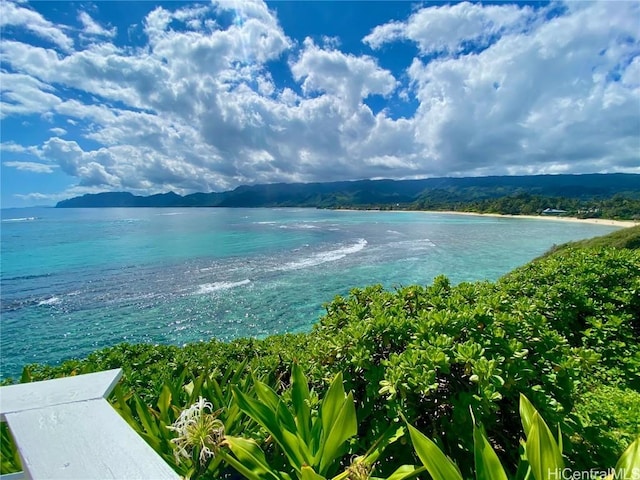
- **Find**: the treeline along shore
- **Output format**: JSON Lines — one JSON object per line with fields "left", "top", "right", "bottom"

{"left": 56, "top": 173, "right": 640, "bottom": 221}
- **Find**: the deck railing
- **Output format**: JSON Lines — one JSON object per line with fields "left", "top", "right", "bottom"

{"left": 0, "top": 369, "right": 179, "bottom": 479}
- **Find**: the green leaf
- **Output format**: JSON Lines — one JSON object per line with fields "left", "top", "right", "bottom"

{"left": 318, "top": 392, "right": 357, "bottom": 474}
{"left": 188, "top": 373, "right": 206, "bottom": 403}
{"left": 473, "top": 423, "right": 508, "bottom": 480}
{"left": 384, "top": 465, "right": 427, "bottom": 480}
{"left": 614, "top": 436, "right": 640, "bottom": 476}
{"left": 301, "top": 465, "right": 326, "bottom": 480}
{"left": 291, "top": 363, "right": 312, "bottom": 444}
{"left": 525, "top": 412, "right": 563, "bottom": 480}
{"left": 407, "top": 424, "right": 463, "bottom": 480}
{"left": 233, "top": 386, "right": 307, "bottom": 471}
{"left": 519, "top": 393, "right": 537, "bottom": 438}
{"left": 320, "top": 372, "right": 347, "bottom": 440}
{"left": 360, "top": 425, "right": 406, "bottom": 465}
{"left": 134, "top": 394, "right": 160, "bottom": 437}
{"left": 157, "top": 384, "right": 172, "bottom": 423}
{"left": 20, "top": 367, "right": 32, "bottom": 384}
{"left": 224, "top": 436, "right": 281, "bottom": 480}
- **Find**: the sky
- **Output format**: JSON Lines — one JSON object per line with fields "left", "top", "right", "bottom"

{"left": 1, "top": 1, "right": 639, "bottom": 208}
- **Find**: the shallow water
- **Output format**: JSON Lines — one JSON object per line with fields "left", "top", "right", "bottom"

{"left": 0, "top": 207, "right": 620, "bottom": 378}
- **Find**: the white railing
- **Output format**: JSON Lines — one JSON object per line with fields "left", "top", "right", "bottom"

{"left": 0, "top": 369, "right": 179, "bottom": 479}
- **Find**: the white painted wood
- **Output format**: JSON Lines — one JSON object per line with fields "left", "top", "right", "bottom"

{"left": 0, "top": 370, "right": 122, "bottom": 421}
{"left": 0, "top": 472, "right": 26, "bottom": 480}
{"left": 5, "top": 398, "right": 179, "bottom": 479}
{"left": 0, "top": 369, "right": 180, "bottom": 479}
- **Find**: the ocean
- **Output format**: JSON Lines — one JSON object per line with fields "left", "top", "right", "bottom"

{"left": 0, "top": 207, "right": 620, "bottom": 379}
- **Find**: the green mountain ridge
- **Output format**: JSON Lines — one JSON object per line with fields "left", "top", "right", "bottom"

{"left": 56, "top": 173, "right": 640, "bottom": 208}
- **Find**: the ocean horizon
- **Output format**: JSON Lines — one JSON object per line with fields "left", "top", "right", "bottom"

{"left": 0, "top": 207, "right": 621, "bottom": 379}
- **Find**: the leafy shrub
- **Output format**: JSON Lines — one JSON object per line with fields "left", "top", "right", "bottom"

{"left": 569, "top": 385, "right": 640, "bottom": 469}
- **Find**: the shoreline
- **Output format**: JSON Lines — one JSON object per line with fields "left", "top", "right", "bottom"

{"left": 333, "top": 208, "right": 638, "bottom": 228}
{"left": 433, "top": 211, "right": 638, "bottom": 228}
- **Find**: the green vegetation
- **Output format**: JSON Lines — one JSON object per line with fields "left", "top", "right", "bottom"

{"left": 416, "top": 193, "right": 640, "bottom": 221}
{"left": 3, "top": 227, "right": 639, "bottom": 478}
{"left": 544, "top": 225, "right": 640, "bottom": 254}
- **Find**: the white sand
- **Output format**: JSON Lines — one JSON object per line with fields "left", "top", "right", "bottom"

{"left": 333, "top": 208, "right": 638, "bottom": 228}
{"left": 434, "top": 211, "right": 638, "bottom": 228}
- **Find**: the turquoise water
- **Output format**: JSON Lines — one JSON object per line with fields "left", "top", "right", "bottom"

{"left": 0, "top": 207, "right": 620, "bottom": 379}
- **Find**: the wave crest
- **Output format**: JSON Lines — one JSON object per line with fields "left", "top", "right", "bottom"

{"left": 279, "top": 239, "right": 367, "bottom": 271}
{"left": 195, "top": 279, "right": 251, "bottom": 295}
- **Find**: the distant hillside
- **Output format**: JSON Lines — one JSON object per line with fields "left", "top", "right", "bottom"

{"left": 56, "top": 173, "right": 640, "bottom": 209}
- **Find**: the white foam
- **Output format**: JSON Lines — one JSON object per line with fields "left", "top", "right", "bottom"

{"left": 278, "top": 239, "right": 367, "bottom": 271}
{"left": 38, "top": 296, "right": 61, "bottom": 306}
{"left": 2, "top": 217, "right": 37, "bottom": 222}
{"left": 386, "top": 230, "right": 403, "bottom": 235}
{"left": 195, "top": 279, "right": 251, "bottom": 294}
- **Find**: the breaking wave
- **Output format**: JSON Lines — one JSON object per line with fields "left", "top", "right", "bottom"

{"left": 278, "top": 239, "right": 367, "bottom": 271}
{"left": 195, "top": 279, "right": 251, "bottom": 295}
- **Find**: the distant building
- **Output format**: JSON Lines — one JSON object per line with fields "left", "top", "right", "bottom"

{"left": 542, "top": 208, "right": 567, "bottom": 215}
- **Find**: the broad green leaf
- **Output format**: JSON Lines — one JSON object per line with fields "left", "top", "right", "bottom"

{"left": 473, "top": 423, "right": 508, "bottom": 480}
{"left": 525, "top": 412, "right": 563, "bottom": 480}
{"left": 615, "top": 436, "right": 640, "bottom": 476}
{"left": 157, "top": 384, "right": 172, "bottom": 423}
{"left": 320, "top": 372, "right": 347, "bottom": 440}
{"left": 225, "top": 436, "right": 281, "bottom": 480}
{"left": 134, "top": 394, "right": 160, "bottom": 437}
{"left": 188, "top": 373, "right": 206, "bottom": 402}
{"left": 361, "top": 425, "right": 406, "bottom": 465}
{"left": 318, "top": 392, "right": 357, "bottom": 474}
{"left": 233, "top": 386, "right": 306, "bottom": 471}
{"left": 112, "top": 384, "right": 136, "bottom": 426}
{"left": 301, "top": 465, "right": 326, "bottom": 480}
{"left": 218, "top": 448, "right": 277, "bottom": 480}
{"left": 227, "top": 358, "right": 249, "bottom": 384}
{"left": 519, "top": 394, "right": 537, "bottom": 438}
{"left": 210, "top": 377, "right": 225, "bottom": 406}
{"left": 254, "top": 379, "right": 282, "bottom": 411}
{"left": 291, "top": 363, "right": 312, "bottom": 444}
{"left": 407, "top": 424, "right": 463, "bottom": 480}
{"left": 184, "top": 380, "right": 194, "bottom": 397}
{"left": 384, "top": 465, "right": 427, "bottom": 480}
{"left": 20, "top": 367, "right": 32, "bottom": 384}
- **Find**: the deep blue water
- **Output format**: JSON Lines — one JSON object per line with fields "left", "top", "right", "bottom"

{"left": 0, "top": 207, "right": 620, "bottom": 379}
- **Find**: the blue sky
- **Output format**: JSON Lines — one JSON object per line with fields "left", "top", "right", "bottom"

{"left": 1, "top": 1, "right": 639, "bottom": 207}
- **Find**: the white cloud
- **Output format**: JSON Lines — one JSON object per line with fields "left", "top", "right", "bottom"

{"left": 0, "top": 72, "right": 62, "bottom": 118}
{"left": 3, "top": 161, "right": 57, "bottom": 173}
{"left": 78, "top": 11, "right": 116, "bottom": 38}
{"left": 0, "top": 1, "right": 73, "bottom": 51}
{"left": 291, "top": 38, "right": 397, "bottom": 108}
{"left": 363, "top": 21, "right": 405, "bottom": 50}
{"left": 403, "top": 1, "right": 640, "bottom": 175}
{"left": 365, "top": 1, "right": 534, "bottom": 55}
{"left": 1, "top": 0, "right": 638, "bottom": 203}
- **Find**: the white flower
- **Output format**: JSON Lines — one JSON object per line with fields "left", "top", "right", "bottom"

{"left": 167, "top": 397, "right": 225, "bottom": 465}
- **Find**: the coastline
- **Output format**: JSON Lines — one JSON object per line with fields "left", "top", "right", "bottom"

{"left": 433, "top": 211, "right": 638, "bottom": 228}
{"left": 333, "top": 208, "right": 638, "bottom": 228}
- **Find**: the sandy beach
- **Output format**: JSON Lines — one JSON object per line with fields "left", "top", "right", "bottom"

{"left": 433, "top": 211, "right": 638, "bottom": 228}
{"left": 334, "top": 208, "right": 638, "bottom": 228}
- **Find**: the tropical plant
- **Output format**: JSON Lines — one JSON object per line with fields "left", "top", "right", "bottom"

{"left": 111, "top": 360, "right": 262, "bottom": 479}
{"left": 408, "top": 393, "right": 639, "bottom": 480}
{"left": 223, "top": 363, "right": 414, "bottom": 480}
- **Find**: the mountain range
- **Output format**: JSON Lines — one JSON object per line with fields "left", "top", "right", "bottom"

{"left": 56, "top": 173, "right": 640, "bottom": 209}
